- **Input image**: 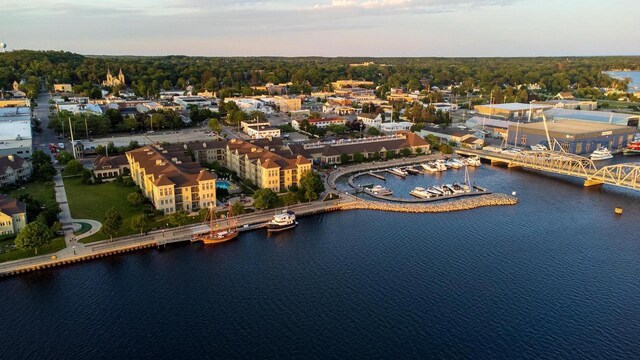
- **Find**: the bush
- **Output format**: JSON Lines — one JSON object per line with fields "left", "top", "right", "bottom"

{"left": 127, "top": 192, "right": 146, "bottom": 207}
{"left": 63, "top": 160, "right": 85, "bottom": 176}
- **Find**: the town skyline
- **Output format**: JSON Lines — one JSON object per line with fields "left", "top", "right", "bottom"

{"left": 2, "top": 0, "right": 638, "bottom": 57}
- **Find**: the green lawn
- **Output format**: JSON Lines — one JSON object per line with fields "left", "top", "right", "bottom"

{"left": 63, "top": 178, "right": 145, "bottom": 243}
{"left": 0, "top": 237, "right": 66, "bottom": 263}
{"left": 8, "top": 181, "right": 56, "bottom": 205}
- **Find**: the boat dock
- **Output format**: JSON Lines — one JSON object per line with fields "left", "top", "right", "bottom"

{"left": 366, "top": 171, "right": 386, "bottom": 180}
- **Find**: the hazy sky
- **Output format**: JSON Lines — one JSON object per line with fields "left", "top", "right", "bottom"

{"left": 1, "top": 0, "right": 638, "bottom": 56}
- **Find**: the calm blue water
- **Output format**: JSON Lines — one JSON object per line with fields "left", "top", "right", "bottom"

{"left": 606, "top": 71, "right": 640, "bottom": 91}
{"left": 1, "top": 162, "right": 640, "bottom": 359}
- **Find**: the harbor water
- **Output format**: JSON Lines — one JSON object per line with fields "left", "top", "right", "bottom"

{"left": 1, "top": 163, "right": 640, "bottom": 359}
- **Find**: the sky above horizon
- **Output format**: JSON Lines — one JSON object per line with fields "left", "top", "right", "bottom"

{"left": 1, "top": 0, "right": 638, "bottom": 57}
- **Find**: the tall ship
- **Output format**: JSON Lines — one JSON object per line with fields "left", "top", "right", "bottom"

{"left": 623, "top": 140, "right": 640, "bottom": 155}
{"left": 192, "top": 205, "right": 239, "bottom": 245}
{"left": 266, "top": 210, "right": 297, "bottom": 234}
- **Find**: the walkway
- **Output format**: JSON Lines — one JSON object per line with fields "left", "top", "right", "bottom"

{"left": 53, "top": 172, "right": 102, "bottom": 251}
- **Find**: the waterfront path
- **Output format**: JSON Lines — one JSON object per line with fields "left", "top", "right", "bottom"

{"left": 53, "top": 172, "right": 102, "bottom": 248}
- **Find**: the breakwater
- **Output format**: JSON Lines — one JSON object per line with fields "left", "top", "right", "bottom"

{"left": 340, "top": 193, "right": 518, "bottom": 213}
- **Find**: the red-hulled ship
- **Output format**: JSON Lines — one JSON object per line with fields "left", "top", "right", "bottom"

{"left": 623, "top": 141, "right": 640, "bottom": 155}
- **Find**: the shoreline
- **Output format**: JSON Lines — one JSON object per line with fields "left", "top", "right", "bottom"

{"left": 0, "top": 192, "right": 518, "bottom": 278}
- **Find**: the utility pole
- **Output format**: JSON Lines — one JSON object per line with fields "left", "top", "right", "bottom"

{"left": 68, "top": 117, "right": 77, "bottom": 159}
{"left": 84, "top": 116, "right": 89, "bottom": 141}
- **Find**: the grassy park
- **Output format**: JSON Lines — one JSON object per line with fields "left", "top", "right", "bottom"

{"left": 63, "top": 177, "right": 146, "bottom": 243}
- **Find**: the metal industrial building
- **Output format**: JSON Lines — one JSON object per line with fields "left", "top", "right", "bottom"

{"left": 507, "top": 119, "right": 636, "bottom": 155}
{"left": 543, "top": 108, "right": 640, "bottom": 128}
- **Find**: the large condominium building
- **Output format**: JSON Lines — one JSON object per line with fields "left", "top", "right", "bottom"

{"left": 188, "top": 138, "right": 312, "bottom": 193}
{"left": 126, "top": 144, "right": 217, "bottom": 214}
{"left": 331, "top": 80, "right": 375, "bottom": 89}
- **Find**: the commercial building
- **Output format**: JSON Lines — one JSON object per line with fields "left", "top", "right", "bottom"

{"left": 537, "top": 100, "right": 598, "bottom": 111}
{"left": 0, "top": 154, "right": 32, "bottom": 186}
{"left": 53, "top": 84, "right": 73, "bottom": 93}
{"left": 57, "top": 103, "right": 103, "bottom": 115}
{"left": 92, "top": 155, "right": 130, "bottom": 181}
{"left": 174, "top": 96, "right": 212, "bottom": 110}
{"left": 0, "top": 195, "right": 27, "bottom": 236}
{"left": 126, "top": 145, "right": 217, "bottom": 214}
{"left": 379, "top": 122, "right": 412, "bottom": 133}
{"left": 187, "top": 138, "right": 312, "bottom": 193}
{"left": 331, "top": 80, "right": 375, "bottom": 89}
{"left": 357, "top": 113, "right": 383, "bottom": 128}
{"left": 291, "top": 117, "right": 347, "bottom": 130}
{"left": 474, "top": 103, "right": 553, "bottom": 118}
{"left": 301, "top": 132, "right": 430, "bottom": 164}
{"left": 0, "top": 99, "right": 30, "bottom": 108}
{"left": 543, "top": 108, "right": 640, "bottom": 129}
{"left": 506, "top": 119, "right": 636, "bottom": 154}
{"left": 0, "top": 107, "right": 33, "bottom": 157}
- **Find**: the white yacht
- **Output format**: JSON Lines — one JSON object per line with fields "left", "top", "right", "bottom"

{"left": 366, "top": 185, "right": 393, "bottom": 196}
{"left": 465, "top": 156, "right": 481, "bottom": 167}
{"left": 530, "top": 144, "right": 547, "bottom": 151}
{"left": 388, "top": 168, "right": 408, "bottom": 177}
{"left": 590, "top": 147, "right": 613, "bottom": 161}
{"left": 410, "top": 187, "right": 433, "bottom": 199}
{"left": 421, "top": 162, "right": 439, "bottom": 173}
{"left": 447, "top": 158, "right": 465, "bottom": 169}
{"left": 434, "top": 159, "right": 448, "bottom": 171}
{"left": 266, "top": 210, "right": 297, "bottom": 234}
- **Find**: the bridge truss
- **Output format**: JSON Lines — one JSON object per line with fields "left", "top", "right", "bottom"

{"left": 510, "top": 150, "right": 598, "bottom": 178}
{"left": 587, "top": 163, "right": 640, "bottom": 190}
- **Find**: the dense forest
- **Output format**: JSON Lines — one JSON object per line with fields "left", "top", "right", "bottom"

{"left": 1, "top": 50, "right": 639, "bottom": 100}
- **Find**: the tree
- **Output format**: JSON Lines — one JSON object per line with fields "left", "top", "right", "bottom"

{"left": 299, "top": 170, "right": 325, "bottom": 202}
{"left": 208, "top": 118, "right": 221, "bottom": 135}
{"left": 280, "top": 192, "right": 299, "bottom": 206}
{"left": 229, "top": 201, "right": 246, "bottom": 217}
{"left": 63, "top": 159, "right": 85, "bottom": 176}
{"left": 366, "top": 127, "right": 381, "bottom": 136}
{"left": 130, "top": 214, "right": 149, "bottom": 235}
{"left": 253, "top": 188, "right": 279, "bottom": 210}
{"left": 102, "top": 207, "right": 123, "bottom": 241}
{"left": 31, "top": 150, "right": 56, "bottom": 181}
{"left": 14, "top": 221, "right": 53, "bottom": 255}
{"left": 400, "top": 148, "right": 412, "bottom": 157}
{"left": 56, "top": 151, "right": 74, "bottom": 165}
{"left": 127, "top": 192, "right": 146, "bottom": 207}
{"left": 168, "top": 210, "right": 189, "bottom": 227}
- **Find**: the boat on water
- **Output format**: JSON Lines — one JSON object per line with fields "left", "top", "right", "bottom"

{"left": 445, "top": 158, "right": 465, "bottom": 169}
{"left": 453, "top": 182, "right": 471, "bottom": 193}
{"left": 426, "top": 186, "right": 444, "bottom": 196}
{"left": 421, "top": 162, "right": 439, "bottom": 173}
{"left": 192, "top": 205, "right": 238, "bottom": 245}
{"left": 365, "top": 185, "right": 393, "bottom": 196}
{"left": 623, "top": 141, "right": 640, "bottom": 155}
{"left": 465, "top": 156, "right": 481, "bottom": 167}
{"left": 434, "top": 159, "right": 448, "bottom": 171}
{"left": 266, "top": 210, "right": 297, "bottom": 234}
{"left": 436, "top": 185, "right": 454, "bottom": 196}
{"left": 530, "top": 144, "right": 548, "bottom": 151}
{"left": 590, "top": 147, "right": 613, "bottom": 161}
{"left": 388, "top": 167, "right": 408, "bottom": 177}
{"left": 405, "top": 167, "right": 421, "bottom": 175}
{"left": 410, "top": 187, "right": 433, "bottom": 199}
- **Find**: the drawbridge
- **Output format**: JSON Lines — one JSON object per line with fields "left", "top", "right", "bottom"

{"left": 456, "top": 148, "right": 640, "bottom": 191}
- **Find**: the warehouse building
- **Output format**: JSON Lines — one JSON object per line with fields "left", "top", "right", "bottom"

{"left": 506, "top": 119, "right": 636, "bottom": 155}
{"left": 474, "top": 103, "right": 553, "bottom": 119}
{"left": 543, "top": 108, "right": 640, "bottom": 129}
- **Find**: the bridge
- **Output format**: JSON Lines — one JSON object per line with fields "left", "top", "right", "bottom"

{"left": 455, "top": 148, "right": 640, "bottom": 191}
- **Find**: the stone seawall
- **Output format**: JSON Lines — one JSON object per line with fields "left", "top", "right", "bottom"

{"left": 339, "top": 193, "right": 518, "bottom": 213}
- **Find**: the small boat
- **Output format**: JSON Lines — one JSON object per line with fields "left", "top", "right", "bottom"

{"left": 267, "top": 210, "right": 297, "bottom": 234}
{"left": 445, "top": 158, "right": 464, "bottom": 169}
{"left": 530, "top": 144, "right": 547, "bottom": 151}
{"left": 452, "top": 182, "right": 471, "bottom": 193}
{"left": 434, "top": 159, "right": 447, "bottom": 171}
{"left": 405, "top": 167, "right": 421, "bottom": 175}
{"left": 410, "top": 187, "right": 432, "bottom": 199}
{"left": 465, "top": 156, "right": 481, "bottom": 167}
{"left": 365, "top": 185, "right": 393, "bottom": 196}
{"left": 192, "top": 205, "right": 238, "bottom": 245}
{"left": 388, "top": 168, "right": 408, "bottom": 177}
{"left": 590, "top": 147, "right": 613, "bottom": 161}
{"left": 426, "top": 186, "right": 444, "bottom": 196}
{"left": 435, "top": 185, "right": 453, "bottom": 196}
{"left": 623, "top": 141, "right": 640, "bottom": 156}
{"left": 421, "top": 162, "right": 439, "bottom": 173}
